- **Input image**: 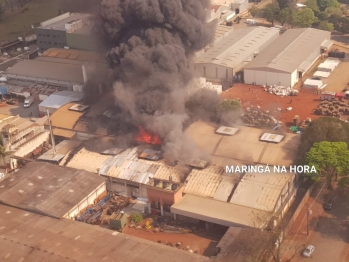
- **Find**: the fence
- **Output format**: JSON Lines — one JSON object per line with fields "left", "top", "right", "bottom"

{"left": 283, "top": 182, "right": 315, "bottom": 237}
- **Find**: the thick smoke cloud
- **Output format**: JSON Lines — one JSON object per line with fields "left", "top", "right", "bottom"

{"left": 96, "top": 0, "right": 215, "bottom": 164}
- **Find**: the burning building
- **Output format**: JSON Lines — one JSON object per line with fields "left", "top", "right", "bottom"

{"left": 94, "top": 0, "right": 216, "bottom": 164}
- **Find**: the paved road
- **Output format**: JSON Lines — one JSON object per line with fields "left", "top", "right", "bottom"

{"left": 281, "top": 184, "right": 349, "bottom": 262}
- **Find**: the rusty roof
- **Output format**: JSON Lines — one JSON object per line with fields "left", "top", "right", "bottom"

{"left": 0, "top": 162, "right": 105, "bottom": 218}
{"left": 0, "top": 204, "right": 206, "bottom": 262}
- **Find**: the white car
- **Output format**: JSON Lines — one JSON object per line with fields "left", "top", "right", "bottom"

{"left": 302, "top": 245, "right": 315, "bottom": 258}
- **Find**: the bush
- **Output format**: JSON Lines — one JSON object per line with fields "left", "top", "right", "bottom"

{"left": 131, "top": 213, "right": 143, "bottom": 223}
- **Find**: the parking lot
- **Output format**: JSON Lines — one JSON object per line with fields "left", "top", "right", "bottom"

{"left": 0, "top": 101, "right": 40, "bottom": 118}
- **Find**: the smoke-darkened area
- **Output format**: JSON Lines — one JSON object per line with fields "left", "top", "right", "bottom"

{"left": 91, "top": 0, "right": 216, "bottom": 163}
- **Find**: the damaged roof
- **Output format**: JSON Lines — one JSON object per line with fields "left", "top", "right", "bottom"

{"left": 66, "top": 147, "right": 185, "bottom": 183}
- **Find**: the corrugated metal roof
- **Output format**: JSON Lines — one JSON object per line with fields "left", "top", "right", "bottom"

{"left": 0, "top": 162, "right": 105, "bottom": 218}
{"left": 229, "top": 172, "right": 295, "bottom": 212}
{"left": 184, "top": 162, "right": 225, "bottom": 198}
{"left": 244, "top": 28, "right": 331, "bottom": 73}
{"left": 0, "top": 205, "right": 206, "bottom": 262}
{"left": 66, "top": 147, "right": 184, "bottom": 183}
{"left": 171, "top": 194, "right": 269, "bottom": 228}
{"left": 195, "top": 27, "right": 279, "bottom": 69}
{"left": 64, "top": 147, "right": 109, "bottom": 173}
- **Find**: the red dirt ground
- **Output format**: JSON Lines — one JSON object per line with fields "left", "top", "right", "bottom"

{"left": 222, "top": 83, "right": 324, "bottom": 128}
{"left": 122, "top": 226, "right": 220, "bottom": 256}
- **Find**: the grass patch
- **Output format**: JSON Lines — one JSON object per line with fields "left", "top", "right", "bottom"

{"left": 0, "top": 0, "right": 62, "bottom": 42}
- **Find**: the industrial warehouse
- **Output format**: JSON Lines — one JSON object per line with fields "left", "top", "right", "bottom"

{"left": 0, "top": 0, "right": 348, "bottom": 259}
{"left": 194, "top": 27, "right": 279, "bottom": 82}
{"left": 243, "top": 28, "right": 333, "bottom": 87}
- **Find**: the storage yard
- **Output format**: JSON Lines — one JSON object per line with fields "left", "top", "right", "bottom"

{"left": 222, "top": 83, "right": 322, "bottom": 127}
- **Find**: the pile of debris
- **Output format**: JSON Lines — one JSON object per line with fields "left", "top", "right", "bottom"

{"left": 26, "top": 141, "right": 51, "bottom": 159}
{"left": 265, "top": 85, "right": 299, "bottom": 96}
{"left": 315, "top": 100, "right": 349, "bottom": 117}
{"left": 242, "top": 108, "right": 278, "bottom": 128}
{"left": 76, "top": 192, "right": 130, "bottom": 226}
{"left": 189, "top": 77, "right": 222, "bottom": 94}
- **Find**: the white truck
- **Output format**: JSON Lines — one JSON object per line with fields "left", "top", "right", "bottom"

{"left": 24, "top": 96, "right": 34, "bottom": 108}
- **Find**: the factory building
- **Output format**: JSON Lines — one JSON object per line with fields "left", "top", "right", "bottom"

{"left": 36, "top": 12, "right": 102, "bottom": 52}
{"left": 62, "top": 121, "right": 300, "bottom": 229}
{"left": 5, "top": 48, "right": 109, "bottom": 89}
{"left": 194, "top": 27, "right": 279, "bottom": 82}
{"left": 244, "top": 28, "right": 333, "bottom": 87}
{"left": 0, "top": 162, "right": 106, "bottom": 219}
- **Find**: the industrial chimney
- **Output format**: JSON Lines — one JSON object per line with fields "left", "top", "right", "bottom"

{"left": 82, "top": 64, "right": 88, "bottom": 84}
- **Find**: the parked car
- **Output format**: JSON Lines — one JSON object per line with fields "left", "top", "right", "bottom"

{"left": 6, "top": 99, "right": 16, "bottom": 105}
{"left": 24, "top": 96, "right": 34, "bottom": 108}
{"left": 302, "top": 245, "right": 315, "bottom": 258}
{"left": 323, "top": 199, "right": 333, "bottom": 211}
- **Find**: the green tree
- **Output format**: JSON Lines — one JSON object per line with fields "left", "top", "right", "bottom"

{"left": 276, "top": 8, "right": 291, "bottom": 25}
{"left": 276, "top": 0, "right": 294, "bottom": 9}
{"left": 317, "top": 0, "right": 340, "bottom": 11}
{"left": 324, "top": 6, "right": 342, "bottom": 17}
{"left": 305, "top": 0, "right": 320, "bottom": 13}
{"left": 318, "top": 21, "right": 334, "bottom": 31}
{"left": 249, "top": 6, "right": 259, "bottom": 18}
{"left": 297, "top": 117, "right": 349, "bottom": 163}
{"left": 329, "top": 15, "right": 349, "bottom": 33}
{"left": 292, "top": 8, "right": 318, "bottom": 27}
{"left": 263, "top": 3, "right": 280, "bottom": 25}
{"left": 131, "top": 213, "right": 143, "bottom": 223}
{"left": 216, "top": 99, "right": 241, "bottom": 113}
{"left": 305, "top": 142, "right": 349, "bottom": 186}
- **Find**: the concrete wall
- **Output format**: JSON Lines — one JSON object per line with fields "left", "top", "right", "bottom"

{"left": 36, "top": 28, "right": 67, "bottom": 52}
{"left": 147, "top": 186, "right": 184, "bottom": 207}
{"left": 106, "top": 180, "right": 148, "bottom": 198}
{"left": 66, "top": 33, "right": 102, "bottom": 51}
{"left": 11, "top": 131, "right": 50, "bottom": 168}
{"left": 231, "top": 0, "right": 249, "bottom": 14}
{"left": 63, "top": 182, "right": 106, "bottom": 219}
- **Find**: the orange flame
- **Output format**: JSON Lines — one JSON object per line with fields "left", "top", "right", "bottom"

{"left": 136, "top": 127, "right": 161, "bottom": 145}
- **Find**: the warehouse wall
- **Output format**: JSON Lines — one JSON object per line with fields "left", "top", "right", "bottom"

{"left": 36, "top": 28, "right": 67, "bottom": 52}
{"left": 195, "top": 63, "right": 234, "bottom": 81}
{"left": 244, "top": 69, "right": 293, "bottom": 87}
{"left": 63, "top": 182, "right": 106, "bottom": 219}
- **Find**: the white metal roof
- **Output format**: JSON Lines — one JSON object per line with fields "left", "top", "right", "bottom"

{"left": 303, "top": 79, "right": 323, "bottom": 88}
{"left": 39, "top": 91, "right": 84, "bottom": 110}
{"left": 244, "top": 28, "right": 331, "bottom": 73}
{"left": 195, "top": 26, "right": 279, "bottom": 69}
{"left": 313, "top": 71, "right": 330, "bottom": 78}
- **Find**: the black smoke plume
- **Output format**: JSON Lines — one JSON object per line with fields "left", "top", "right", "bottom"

{"left": 96, "top": 0, "right": 215, "bottom": 164}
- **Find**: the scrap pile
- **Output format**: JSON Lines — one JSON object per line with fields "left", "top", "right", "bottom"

{"left": 189, "top": 77, "right": 222, "bottom": 94}
{"left": 315, "top": 100, "right": 349, "bottom": 117}
{"left": 26, "top": 141, "right": 51, "bottom": 159}
{"left": 76, "top": 192, "right": 130, "bottom": 226}
{"left": 265, "top": 85, "right": 299, "bottom": 96}
{"left": 242, "top": 108, "right": 278, "bottom": 128}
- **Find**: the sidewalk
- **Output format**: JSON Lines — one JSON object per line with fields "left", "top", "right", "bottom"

{"left": 281, "top": 183, "right": 327, "bottom": 260}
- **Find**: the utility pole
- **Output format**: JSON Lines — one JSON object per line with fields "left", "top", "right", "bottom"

{"left": 307, "top": 204, "right": 312, "bottom": 235}
{"left": 46, "top": 109, "right": 56, "bottom": 155}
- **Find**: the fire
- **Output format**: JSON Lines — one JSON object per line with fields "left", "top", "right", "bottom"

{"left": 136, "top": 127, "right": 161, "bottom": 145}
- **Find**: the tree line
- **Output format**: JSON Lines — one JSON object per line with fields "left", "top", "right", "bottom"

{"left": 249, "top": 0, "right": 349, "bottom": 33}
